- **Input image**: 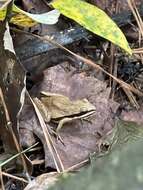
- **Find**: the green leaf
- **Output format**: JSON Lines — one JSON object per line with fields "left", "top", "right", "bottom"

{"left": 52, "top": 0, "right": 132, "bottom": 55}
{"left": 0, "top": 2, "right": 60, "bottom": 27}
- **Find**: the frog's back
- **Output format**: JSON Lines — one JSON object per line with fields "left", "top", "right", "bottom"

{"left": 49, "top": 96, "right": 96, "bottom": 119}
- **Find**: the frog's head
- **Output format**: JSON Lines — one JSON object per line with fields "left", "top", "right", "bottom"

{"left": 80, "top": 99, "right": 96, "bottom": 112}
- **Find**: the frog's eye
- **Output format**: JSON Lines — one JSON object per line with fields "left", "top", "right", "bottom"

{"left": 82, "top": 99, "right": 88, "bottom": 103}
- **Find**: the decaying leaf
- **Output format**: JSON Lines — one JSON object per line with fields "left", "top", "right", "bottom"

{"left": 41, "top": 123, "right": 143, "bottom": 190}
{"left": 3, "top": 22, "right": 15, "bottom": 53}
{"left": 0, "top": 12, "right": 32, "bottom": 173}
{"left": 12, "top": 6, "right": 60, "bottom": 26}
{"left": 20, "top": 64, "right": 119, "bottom": 169}
{"left": 0, "top": 2, "right": 60, "bottom": 27}
{"left": 52, "top": 0, "right": 132, "bottom": 54}
{"left": 121, "top": 106, "right": 143, "bottom": 126}
{"left": 24, "top": 172, "right": 60, "bottom": 190}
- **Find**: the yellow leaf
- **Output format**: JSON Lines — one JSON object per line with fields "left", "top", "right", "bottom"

{"left": 52, "top": 0, "right": 132, "bottom": 55}
{"left": 0, "top": 2, "right": 60, "bottom": 27}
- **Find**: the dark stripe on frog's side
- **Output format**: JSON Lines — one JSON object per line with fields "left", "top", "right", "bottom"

{"left": 52, "top": 110, "right": 96, "bottom": 122}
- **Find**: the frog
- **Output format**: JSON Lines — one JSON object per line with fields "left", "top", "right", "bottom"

{"left": 33, "top": 91, "right": 96, "bottom": 132}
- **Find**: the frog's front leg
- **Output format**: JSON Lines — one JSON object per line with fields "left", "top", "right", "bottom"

{"left": 55, "top": 117, "right": 82, "bottom": 142}
{"left": 56, "top": 117, "right": 74, "bottom": 132}
{"left": 56, "top": 111, "right": 96, "bottom": 132}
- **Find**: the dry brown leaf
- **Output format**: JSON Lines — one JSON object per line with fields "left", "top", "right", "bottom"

{"left": 24, "top": 172, "right": 59, "bottom": 190}
{"left": 121, "top": 106, "right": 143, "bottom": 126}
{"left": 20, "top": 64, "right": 119, "bottom": 169}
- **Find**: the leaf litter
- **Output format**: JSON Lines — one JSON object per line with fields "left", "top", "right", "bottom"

{"left": 1, "top": 0, "right": 143, "bottom": 189}
{"left": 19, "top": 63, "right": 119, "bottom": 170}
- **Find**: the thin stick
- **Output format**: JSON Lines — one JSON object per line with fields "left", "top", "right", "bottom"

{"left": 127, "top": 0, "right": 143, "bottom": 37}
{"left": 29, "top": 32, "right": 142, "bottom": 97}
{"left": 0, "top": 0, "right": 12, "bottom": 10}
{"left": 0, "top": 88, "right": 30, "bottom": 179}
{"left": 0, "top": 167, "right": 5, "bottom": 190}
{"left": 11, "top": 28, "right": 143, "bottom": 98}
{"left": 28, "top": 93, "right": 65, "bottom": 172}
{"left": 0, "top": 143, "right": 38, "bottom": 168}
{"left": 2, "top": 171, "right": 28, "bottom": 184}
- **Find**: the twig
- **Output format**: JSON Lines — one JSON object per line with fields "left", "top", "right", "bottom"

{"left": 0, "top": 87, "right": 31, "bottom": 180}
{"left": 0, "top": 143, "right": 38, "bottom": 168}
{"left": 28, "top": 92, "right": 65, "bottom": 173}
{"left": 127, "top": 0, "right": 143, "bottom": 37}
{"left": 0, "top": 0, "right": 12, "bottom": 10}
{"left": 36, "top": 34, "right": 143, "bottom": 97}
{"left": 3, "top": 0, "right": 13, "bottom": 23}
{"left": 2, "top": 171, "right": 28, "bottom": 184}
{"left": 0, "top": 167, "right": 5, "bottom": 190}
{"left": 14, "top": 3, "right": 143, "bottom": 60}
{"left": 0, "top": 87, "right": 11, "bottom": 123}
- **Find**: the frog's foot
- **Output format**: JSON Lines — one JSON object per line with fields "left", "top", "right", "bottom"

{"left": 96, "top": 139, "right": 103, "bottom": 153}
{"left": 49, "top": 128, "right": 65, "bottom": 145}
{"left": 81, "top": 117, "right": 93, "bottom": 124}
{"left": 81, "top": 112, "right": 96, "bottom": 124}
{"left": 56, "top": 133, "right": 65, "bottom": 145}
